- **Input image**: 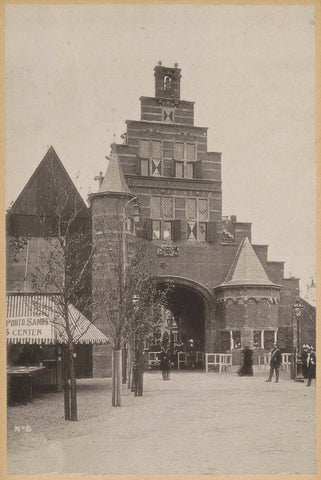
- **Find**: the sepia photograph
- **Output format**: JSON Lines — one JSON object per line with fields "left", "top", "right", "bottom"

{"left": 3, "top": 3, "right": 317, "bottom": 476}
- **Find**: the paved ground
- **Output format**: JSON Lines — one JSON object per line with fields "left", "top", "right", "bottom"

{"left": 7, "top": 368, "right": 316, "bottom": 475}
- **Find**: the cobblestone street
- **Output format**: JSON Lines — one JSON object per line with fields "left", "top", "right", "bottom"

{"left": 7, "top": 369, "right": 316, "bottom": 475}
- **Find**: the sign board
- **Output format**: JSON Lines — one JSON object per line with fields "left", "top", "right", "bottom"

{"left": 6, "top": 317, "right": 55, "bottom": 342}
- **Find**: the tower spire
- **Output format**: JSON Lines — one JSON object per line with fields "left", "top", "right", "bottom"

{"left": 99, "top": 144, "right": 131, "bottom": 195}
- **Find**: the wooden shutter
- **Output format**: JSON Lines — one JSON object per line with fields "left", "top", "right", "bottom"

{"left": 136, "top": 218, "right": 151, "bottom": 240}
{"left": 145, "top": 218, "right": 153, "bottom": 240}
{"left": 194, "top": 160, "right": 203, "bottom": 179}
{"left": 206, "top": 221, "right": 216, "bottom": 243}
{"left": 136, "top": 157, "right": 141, "bottom": 175}
{"left": 168, "top": 220, "right": 188, "bottom": 241}
{"left": 172, "top": 219, "right": 181, "bottom": 241}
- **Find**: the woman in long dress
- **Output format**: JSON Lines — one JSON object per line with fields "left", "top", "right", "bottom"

{"left": 238, "top": 346, "right": 253, "bottom": 376}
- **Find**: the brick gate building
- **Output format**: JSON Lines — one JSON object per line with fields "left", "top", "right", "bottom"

{"left": 6, "top": 63, "right": 315, "bottom": 378}
{"left": 90, "top": 63, "right": 313, "bottom": 377}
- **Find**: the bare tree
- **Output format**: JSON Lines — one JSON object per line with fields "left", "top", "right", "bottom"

{"left": 16, "top": 156, "right": 94, "bottom": 421}
{"left": 92, "top": 208, "right": 171, "bottom": 405}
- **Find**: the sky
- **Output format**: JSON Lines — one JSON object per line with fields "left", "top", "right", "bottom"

{"left": 5, "top": 4, "right": 316, "bottom": 294}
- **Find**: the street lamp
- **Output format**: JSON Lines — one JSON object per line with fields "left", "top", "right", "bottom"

{"left": 292, "top": 300, "right": 304, "bottom": 382}
{"left": 122, "top": 197, "right": 140, "bottom": 385}
{"left": 131, "top": 293, "right": 140, "bottom": 396}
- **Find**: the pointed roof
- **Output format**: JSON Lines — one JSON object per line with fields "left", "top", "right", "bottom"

{"left": 9, "top": 146, "right": 89, "bottom": 219}
{"left": 99, "top": 144, "right": 131, "bottom": 195}
{"left": 222, "top": 237, "right": 275, "bottom": 286}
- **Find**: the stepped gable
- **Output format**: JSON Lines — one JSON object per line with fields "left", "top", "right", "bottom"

{"left": 222, "top": 237, "right": 276, "bottom": 286}
{"left": 99, "top": 143, "right": 131, "bottom": 195}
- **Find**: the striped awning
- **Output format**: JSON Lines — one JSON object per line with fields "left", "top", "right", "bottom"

{"left": 6, "top": 293, "right": 109, "bottom": 345}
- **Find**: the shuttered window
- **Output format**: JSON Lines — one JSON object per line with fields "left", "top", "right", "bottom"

{"left": 173, "top": 142, "right": 196, "bottom": 179}
{"left": 186, "top": 143, "right": 196, "bottom": 161}
{"left": 151, "top": 141, "right": 162, "bottom": 159}
{"left": 139, "top": 140, "right": 150, "bottom": 158}
{"left": 174, "top": 143, "right": 184, "bottom": 161}
{"left": 138, "top": 139, "right": 163, "bottom": 176}
{"left": 150, "top": 196, "right": 161, "bottom": 218}
{"left": 140, "top": 159, "right": 149, "bottom": 176}
{"left": 186, "top": 198, "right": 196, "bottom": 221}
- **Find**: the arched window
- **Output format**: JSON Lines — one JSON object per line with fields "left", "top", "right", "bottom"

{"left": 164, "top": 75, "right": 172, "bottom": 91}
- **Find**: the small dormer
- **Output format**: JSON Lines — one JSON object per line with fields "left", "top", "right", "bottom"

{"left": 154, "top": 62, "right": 181, "bottom": 100}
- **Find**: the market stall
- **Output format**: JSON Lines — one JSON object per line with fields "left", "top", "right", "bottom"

{"left": 7, "top": 292, "right": 109, "bottom": 402}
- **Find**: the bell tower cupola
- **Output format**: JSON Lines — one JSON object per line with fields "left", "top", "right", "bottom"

{"left": 154, "top": 61, "right": 181, "bottom": 100}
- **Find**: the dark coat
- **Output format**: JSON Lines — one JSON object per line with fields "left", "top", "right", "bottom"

{"left": 159, "top": 350, "right": 171, "bottom": 371}
{"left": 307, "top": 352, "right": 316, "bottom": 379}
{"left": 270, "top": 347, "right": 282, "bottom": 368}
{"left": 238, "top": 347, "right": 253, "bottom": 376}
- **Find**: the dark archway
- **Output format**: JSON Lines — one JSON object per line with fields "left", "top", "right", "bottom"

{"left": 157, "top": 276, "right": 214, "bottom": 354}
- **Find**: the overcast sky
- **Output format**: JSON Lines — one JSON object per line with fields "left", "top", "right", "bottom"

{"left": 5, "top": 5, "right": 316, "bottom": 293}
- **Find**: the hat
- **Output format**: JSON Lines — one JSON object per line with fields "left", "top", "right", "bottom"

{"left": 188, "top": 339, "right": 194, "bottom": 343}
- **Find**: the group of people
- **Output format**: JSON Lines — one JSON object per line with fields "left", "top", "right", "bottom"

{"left": 237, "top": 343, "right": 316, "bottom": 385}
{"left": 158, "top": 338, "right": 197, "bottom": 380}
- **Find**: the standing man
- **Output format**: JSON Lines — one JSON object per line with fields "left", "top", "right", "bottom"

{"left": 159, "top": 347, "right": 171, "bottom": 380}
{"left": 306, "top": 346, "right": 316, "bottom": 386}
{"left": 301, "top": 345, "right": 309, "bottom": 379}
{"left": 265, "top": 343, "right": 282, "bottom": 383}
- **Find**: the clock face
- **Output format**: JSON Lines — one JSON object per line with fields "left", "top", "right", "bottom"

{"left": 163, "top": 107, "right": 175, "bottom": 123}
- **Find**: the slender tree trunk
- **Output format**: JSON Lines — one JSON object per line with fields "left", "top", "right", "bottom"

{"left": 127, "top": 348, "right": 132, "bottom": 390}
{"left": 122, "top": 344, "right": 127, "bottom": 384}
{"left": 116, "top": 349, "right": 122, "bottom": 405}
{"left": 112, "top": 350, "right": 116, "bottom": 406}
{"left": 132, "top": 351, "right": 139, "bottom": 395}
{"left": 63, "top": 346, "right": 70, "bottom": 421}
{"left": 69, "top": 345, "right": 78, "bottom": 421}
{"left": 112, "top": 349, "right": 122, "bottom": 406}
{"left": 137, "top": 349, "right": 144, "bottom": 396}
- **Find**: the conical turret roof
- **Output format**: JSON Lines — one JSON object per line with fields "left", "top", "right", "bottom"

{"left": 222, "top": 237, "right": 275, "bottom": 286}
{"left": 99, "top": 144, "right": 131, "bottom": 195}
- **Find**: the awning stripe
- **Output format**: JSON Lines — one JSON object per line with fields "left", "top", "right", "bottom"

{"left": 7, "top": 294, "right": 109, "bottom": 345}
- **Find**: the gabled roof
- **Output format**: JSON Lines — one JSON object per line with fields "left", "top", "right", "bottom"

{"left": 222, "top": 237, "right": 276, "bottom": 286}
{"left": 99, "top": 144, "right": 131, "bottom": 195}
{"left": 9, "top": 146, "right": 90, "bottom": 219}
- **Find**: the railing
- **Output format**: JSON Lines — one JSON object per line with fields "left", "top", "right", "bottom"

{"left": 177, "top": 352, "right": 188, "bottom": 370}
{"left": 147, "top": 352, "right": 160, "bottom": 369}
{"left": 177, "top": 351, "right": 204, "bottom": 370}
{"left": 258, "top": 352, "right": 291, "bottom": 371}
{"left": 204, "top": 353, "right": 232, "bottom": 373}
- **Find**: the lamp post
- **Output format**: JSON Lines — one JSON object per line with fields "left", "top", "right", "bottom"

{"left": 131, "top": 293, "right": 140, "bottom": 396}
{"left": 122, "top": 197, "right": 140, "bottom": 384}
{"left": 292, "top": 300, "right": 304, "bottom": 382}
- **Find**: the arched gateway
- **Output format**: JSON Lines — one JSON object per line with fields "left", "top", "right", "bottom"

{"left": 157, "top": 275, "right": 216, "bottom": 354}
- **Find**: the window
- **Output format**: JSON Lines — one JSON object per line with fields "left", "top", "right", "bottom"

{"left": 164, "top": 75, "right": 172, "bottom": 91}
{"left": 186, "top": 198, "right": 208, "bottom": 241}
{"left": 150, "top": 196, "right": 174, "bottom": 240}
{"left": 163, "top": 222, "right": 172, "bottom": 240}
{"left": 253, "top": 330, "right": 262, "bottom": 349}
{"left": 231, "top": 331, "right": 241, "bottom": 350}
{"left": 141, "top": 159, "right": 149, "bottom": 176}
{"left": 139, "top": 140, "right": 150, "bottom": 158}
{"left": 152, "top": 220, "right": 161, "bottom": 240}
{"left": 138, "top": 140, "right": 162, "bottom": 176}
{"left": 174, "top": 142, "right": 196, "bottom": 179}
{"left": 264, "top": 330, "right": 276, "bottom": 350}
